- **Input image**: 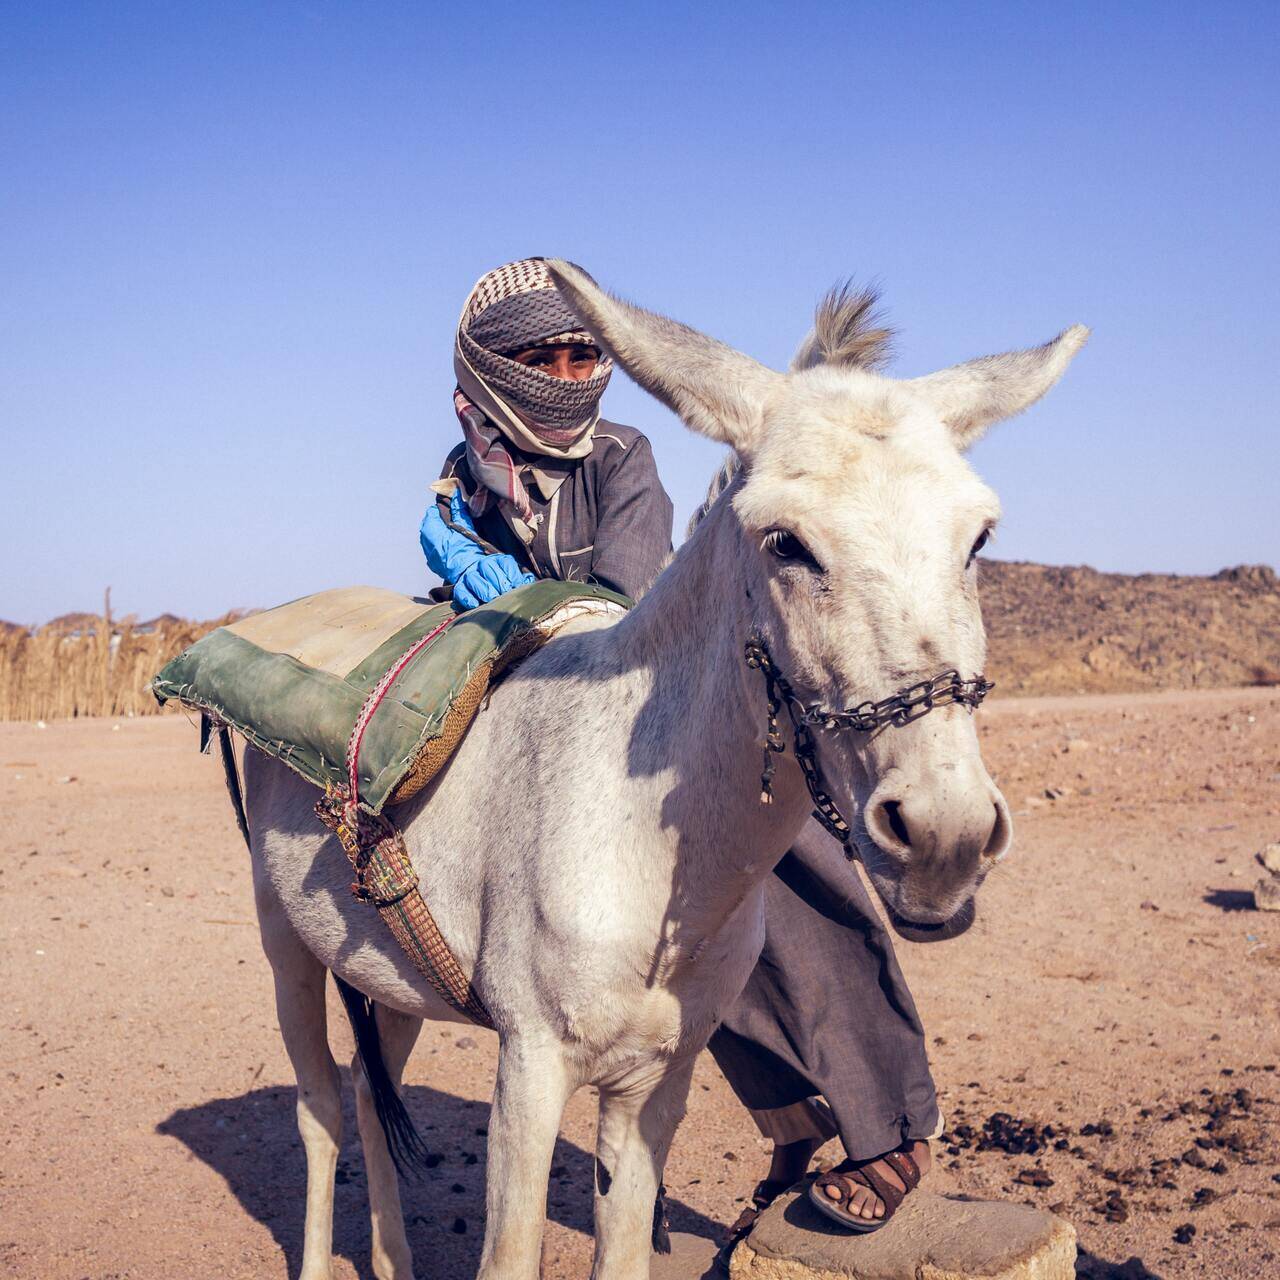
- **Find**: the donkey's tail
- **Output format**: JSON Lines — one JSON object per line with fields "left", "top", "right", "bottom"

{"left": 211, "top": 719, "right": 431, "bottom": 1179}
{"left": 333, "top": 973, "right": 433, "bottom": 1178}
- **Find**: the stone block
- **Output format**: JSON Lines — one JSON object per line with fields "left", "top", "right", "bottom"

{"left": 1254, "top": 876, "right": 1280, "bottom": 911}
{"left": 1256, "top": 843, "right": 1280, "bottom": 875}
{"left": 730, "top": 1185, "right": 1076, "bottom": 1280}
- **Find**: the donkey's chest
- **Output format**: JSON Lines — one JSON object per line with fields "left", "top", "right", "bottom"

{"left": 514, "top": 891, "right": 766, "bottom": 1068}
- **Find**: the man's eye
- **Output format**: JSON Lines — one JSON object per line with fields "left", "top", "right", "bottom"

{"left": 762, "top": 528, "right": 820, "bottom": 569}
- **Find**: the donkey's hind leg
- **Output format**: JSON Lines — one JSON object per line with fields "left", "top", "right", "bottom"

{"left": 266, "top": 934, "right": 343, "bottom": 1280}
{"left": 351, "top": 1002, "right": 423, "bottom": 1280}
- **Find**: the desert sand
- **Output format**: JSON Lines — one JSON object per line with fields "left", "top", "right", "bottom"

{"left": 2, "top": 688, "right": 1278, "bottom": 1278}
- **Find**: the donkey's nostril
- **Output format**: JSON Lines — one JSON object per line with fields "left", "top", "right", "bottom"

{"left": 983, "top": 800, "right": 1012, "bottom": 860}
{"left": 881, "top": 799, "right": 912, "bottom": 848}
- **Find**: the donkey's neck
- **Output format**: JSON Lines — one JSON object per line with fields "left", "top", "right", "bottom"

{"left": 596, "top": 501, "right": 811, "bottom": 935}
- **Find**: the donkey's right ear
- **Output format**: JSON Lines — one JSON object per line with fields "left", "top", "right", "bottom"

{"left": 546, "top": 260, "right": 782, "bottom": 456}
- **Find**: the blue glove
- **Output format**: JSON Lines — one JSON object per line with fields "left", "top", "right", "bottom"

{"left": 453, "top": 554, "right": 537, "bottom": 610}
{"left": 419, "top": 490, "right": 536, "bottom": 609}
{"left": 419, "top": 490, "right": 487, "bottom": 583}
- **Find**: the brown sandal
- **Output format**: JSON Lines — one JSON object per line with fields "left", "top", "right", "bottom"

{"left": 717, "top": 1179, "right": 791, "bottom": 1271}
{"left": 808, "top": 1148, "right": 922, "bottom": 1233}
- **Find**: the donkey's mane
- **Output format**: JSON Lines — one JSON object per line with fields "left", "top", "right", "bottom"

{"left": 687, "top": 453, "right": 742, "bottom": 536}
{"left": 791, "top": 282, "right": 894, "bottom": 373}
{"left": 686, "top": 283, "right": 892, "bottom": 536}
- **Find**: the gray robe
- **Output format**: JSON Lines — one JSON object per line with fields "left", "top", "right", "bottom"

{"left": 437, "top": 422, "right": 673, "bottom": 601}
{"left": 708, "top": 822, "right": 940, "bottom": 1159}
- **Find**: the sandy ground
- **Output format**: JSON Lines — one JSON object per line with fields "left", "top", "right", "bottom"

{"left": 2, "top": 689, "right": 1278, "bottom": 1279}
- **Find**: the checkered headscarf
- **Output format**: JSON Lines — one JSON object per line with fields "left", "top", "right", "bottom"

{"left": 456, "top": 258, "right": 612, "bottom": 441}
{"left": 452, "top": 259, "right": 612, "bottom": 538}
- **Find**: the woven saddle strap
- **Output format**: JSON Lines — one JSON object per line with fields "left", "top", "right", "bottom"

{"left": 314, "top": 788, "right": 494, "bottom": 1029}
{"left": 207, "top": 717, "right": 491, "bottom": 1028}
{"left": 374, "top": 881, "right": 493, "bottom": 1028}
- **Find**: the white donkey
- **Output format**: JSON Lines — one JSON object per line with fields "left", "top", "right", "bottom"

{"left": 243, "top": 262, "right": 1087, "bottom": 1280}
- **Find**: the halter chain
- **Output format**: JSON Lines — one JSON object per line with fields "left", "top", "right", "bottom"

{"left": 743, "top": 632, "right": 994, "bottom": 853}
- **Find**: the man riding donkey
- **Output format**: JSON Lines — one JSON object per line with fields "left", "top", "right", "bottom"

{"left": 420, "top": 258, "right": 940, "bottom": 1250}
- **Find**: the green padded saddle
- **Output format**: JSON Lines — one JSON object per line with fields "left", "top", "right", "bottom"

{"left": 151, "top": 581, "right": 629, "bottom": 814}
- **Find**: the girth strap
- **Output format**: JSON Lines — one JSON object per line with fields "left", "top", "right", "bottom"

{"left": 314, "top": 787, "right": 494, "bottom": 1029}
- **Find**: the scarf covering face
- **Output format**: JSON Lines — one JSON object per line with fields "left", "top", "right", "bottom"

{"left": 452, "top": 260, "right": 613, "bottom": 537}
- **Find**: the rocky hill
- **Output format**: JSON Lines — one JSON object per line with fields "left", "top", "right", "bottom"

{"left": 979, "top": 560, "right": 1279, "bottom": 696}
{"left": 6, "top": 562, "right": 1277, "bottom": 717}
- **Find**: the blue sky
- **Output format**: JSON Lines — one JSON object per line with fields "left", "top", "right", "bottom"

{"left": 2, "top": 1, "right": 1276, "bottom": 623}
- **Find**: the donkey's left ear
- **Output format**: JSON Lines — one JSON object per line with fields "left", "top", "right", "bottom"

{"left": 907, "top": 324, "right": 1090, "bottom": 448}
{"left": 545, "top": 259, "right": 782, "bottom": 456}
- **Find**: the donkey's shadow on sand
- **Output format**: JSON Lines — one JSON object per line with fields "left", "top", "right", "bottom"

{"left": 158, "top": 1081, "right": 722, "bottom": 1278}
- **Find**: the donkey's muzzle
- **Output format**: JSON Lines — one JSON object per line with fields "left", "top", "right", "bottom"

{"left": 862, "top": 770, "right": 1012, "bottom": 919}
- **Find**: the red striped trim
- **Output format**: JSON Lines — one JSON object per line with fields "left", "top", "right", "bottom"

{"left": 346, "top": 614, "right": 457, "bottom": 803}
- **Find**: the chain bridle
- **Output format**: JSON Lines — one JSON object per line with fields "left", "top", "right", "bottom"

{"left": 744, "top": 631, "right": 994, "bottom": 853}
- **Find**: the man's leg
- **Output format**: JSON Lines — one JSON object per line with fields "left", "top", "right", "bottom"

{"left": 753, "top": 1098, "right": 837, "bottom": 1186}
{"left": 709, "top": 819, "right": 942, "bottom": 1225}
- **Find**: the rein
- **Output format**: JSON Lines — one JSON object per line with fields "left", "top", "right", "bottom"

{"left": 743, "top": 632, "right": 994, "bottom": 851}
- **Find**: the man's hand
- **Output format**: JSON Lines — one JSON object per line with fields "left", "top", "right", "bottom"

{"left": 453, "top": 554, "right": 536, "bottom": 610}
{"left": 420, "top": 491, "right": 535, "bottom": 608}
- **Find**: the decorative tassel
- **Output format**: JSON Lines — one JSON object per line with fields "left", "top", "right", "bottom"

{"left": 760, "top": 744, "right": 776, "bottom": 804}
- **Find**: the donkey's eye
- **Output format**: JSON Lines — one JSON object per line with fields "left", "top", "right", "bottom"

{"left": 762, "top": 528, "right": 819, "bottom": 569}
{"left": 967, "top": 528, "right": 991, "bottom": 566}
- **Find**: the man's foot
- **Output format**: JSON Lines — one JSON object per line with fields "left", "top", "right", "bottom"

{"left": 717, "top": 1137, "right": 822, "bottom": 1269}
{"left": 811, "top": 1140, "right": 930, "bottom": 1229}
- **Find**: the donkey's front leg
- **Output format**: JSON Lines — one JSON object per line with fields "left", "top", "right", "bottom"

{"left": 591, "top": 1056, "right": 696, "bottom": 1280}
{"left": 478, "top": 1034, "right": 573, "bottom": 1280}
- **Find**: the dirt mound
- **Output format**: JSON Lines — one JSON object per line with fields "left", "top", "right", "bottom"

{"left": 38, "top": 610, "right": 105, "bottom": 636}
{"left": 980, "top": 560, "right": 1280, "bottom": 696}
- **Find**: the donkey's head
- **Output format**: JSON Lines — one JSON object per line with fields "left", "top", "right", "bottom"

{"left": 548, "top": 261, "right": 1087, "bottom": 938}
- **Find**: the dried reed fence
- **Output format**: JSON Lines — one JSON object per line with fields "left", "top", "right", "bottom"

{"left": 0, "top": 598, "right": 233, "bottom": 722}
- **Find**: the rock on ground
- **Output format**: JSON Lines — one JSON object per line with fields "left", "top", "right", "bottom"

{"left": 730, "top": 1186, "right": 1075, "bottom": 1280}
{"left": 1254, "top": 876, "right": 1280, "bottom": 911}
{"left": 1256, "top": 842, "right": 1280, "bottom": 875}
